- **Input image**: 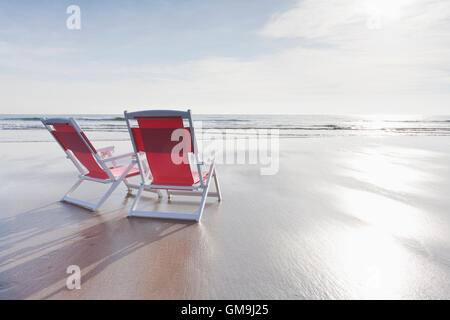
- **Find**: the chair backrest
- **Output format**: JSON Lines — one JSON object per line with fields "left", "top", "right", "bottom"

{"left": 41, "top": 118, "right": 110, "bottom": 180}
{"left": 125, "top": 110, "right": 201, "bottom": 186}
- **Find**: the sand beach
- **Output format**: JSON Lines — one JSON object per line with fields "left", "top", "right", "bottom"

{"left": 1, "top": 136, "right": 449, "bottom": 299}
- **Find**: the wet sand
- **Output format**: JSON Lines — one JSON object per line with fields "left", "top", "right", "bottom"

{"left": 1, "top": 136, "right": 450, "bottom": 299}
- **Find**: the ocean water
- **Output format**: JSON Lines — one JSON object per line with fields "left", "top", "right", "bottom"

{"left": 0, "top": 114, "right": 449, "bottom": 142}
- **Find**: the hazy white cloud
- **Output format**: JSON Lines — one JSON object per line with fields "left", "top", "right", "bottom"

{"left": 261, "top": 0, "right": 362, "bottom": 39}
{"left": 1, "top": 0, "right": 450, "bottom": 114}
{"left": 0, "top": 41, "right": 75, "bottom": 56}
{"left": 260, "top": 0, "right": 450, "bottom": 40}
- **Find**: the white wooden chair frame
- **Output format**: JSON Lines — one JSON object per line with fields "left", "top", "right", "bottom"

{"left": 124, "top": 109, "right": 222, "bottom": 222}
{"left": 41, "top": 117, "right": 140, "bottom": 211}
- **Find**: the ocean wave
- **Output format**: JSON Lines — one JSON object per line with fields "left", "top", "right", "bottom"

{"left": 384, "top": 120, "right": 450, "bottom": 123}
{"left": 1, "top": 115, "right": 450, "bottom": 140}
{"left": 0, "top": 116, "right": 125, "bottom": 121}
{"left": 2, "top": 125, "right": 450, "bottom": 133}
{"left": 1, "top": 117, "right": 42, "bottom": 121}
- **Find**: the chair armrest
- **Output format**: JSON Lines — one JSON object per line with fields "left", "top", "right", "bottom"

{"left": 97, "top": 146, "right": 115, "bottom": 153}
{"left": 97, "top": 146, "right": 115, "bottom": 159}
{"left": 102, "top": 152, "right": 135, "bottom": 163}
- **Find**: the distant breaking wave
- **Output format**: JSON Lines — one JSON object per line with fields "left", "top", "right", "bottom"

{"left": 1, "top": 114, "right": 450, "bottom": 142}
{"left": 1, "top": 116, "right": 125, "bottom": 121}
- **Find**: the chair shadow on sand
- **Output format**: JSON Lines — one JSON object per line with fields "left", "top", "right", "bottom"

{"left": 0, "top": 193, "right": 217, "bottom": 299}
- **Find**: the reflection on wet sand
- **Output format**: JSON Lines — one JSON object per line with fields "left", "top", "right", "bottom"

{"left": 1, "top": 137, "right": 449, "bottom": 299}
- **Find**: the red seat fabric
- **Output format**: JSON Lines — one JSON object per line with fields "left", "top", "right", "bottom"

{"left": 131, "top": 117, "right": 197, "bottom": 186}
{"left": 192, "top": 171, "right": 209, "bottom": 185}
{"left": 108, "top": 165, "right": 140, "bottom": 179}
{"left": 149, "top": 171, "right": 208, "bottom": 187}
{"left": 50, "top": 124, "right": 109, "bottom": 180}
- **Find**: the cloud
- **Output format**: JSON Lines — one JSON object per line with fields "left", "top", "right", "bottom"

{"left": 4, "top": 43, "right": 448, "bottom": 114}
{"left": 261, "top": 0, "right": 361, "bottom": 39}
{"left": 1, "top": 1, "right": 450, "bottom": 114}
{"left": 109, "top": 0, "right": 450, "bottom": 114}
{"left": 260, "top": 0, "right": 450, "bottom": 41}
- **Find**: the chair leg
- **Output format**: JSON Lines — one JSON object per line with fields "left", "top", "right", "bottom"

{"left": 93, "top": 162, "right": 136, "bottom": 211}
{"left": 62, "top": 163, "right": 136, "bottom": 211}
{"left": 123, "top": 178, "right": 133, "bottom": 193}
{"left": 196, "top": 162, "right": 216, "bottom": 221}
{"left": 92, "top": 179, "right": 122, "bottom": 211}
{"left": 62, "top": 179, "right": 121, "bottom": 211}
{"left": 62, "top": 178, "right": 83, "bottom": 200}
{"left": 129, "top": 184, "right": 144, "bottom": 217}
{"left": 213, "top": 168, "right": 222, "bottom": 202}
{"left": 196, "top": 182, "right": 211, "bottom": 222}
{"left": 129, "top": 164, "right": 219, "bottom": 222}
{"left": 61, "top": 178, "right": 99, "bottom": 211}
{"left": 61, "top": 178, "right": 97, "bottom": 211}
{"left": 129, "top": 183, "right": 210, "bottom": 222}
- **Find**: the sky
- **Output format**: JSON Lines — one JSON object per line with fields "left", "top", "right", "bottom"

{"left": 0, "top": 0, "right": 449, "bottom": 114}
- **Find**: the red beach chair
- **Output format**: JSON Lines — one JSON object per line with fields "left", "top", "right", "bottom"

{"left": 41, "top": 118, "right": 140, "bottom": 211}
{"left": 124, "top": 109, "right": 222, "bottom": 222}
